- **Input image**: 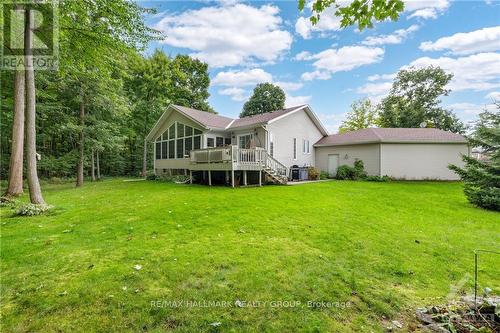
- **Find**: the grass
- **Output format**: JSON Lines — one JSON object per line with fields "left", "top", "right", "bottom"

{"left": 1, "top": 179, "right": 499, "bottom": 332}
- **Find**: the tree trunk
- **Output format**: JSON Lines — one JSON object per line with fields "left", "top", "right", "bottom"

{"left": 24, "top": 8, "right": 45, "bottom": 205}
{"left": 91, "top": 148, "right": 96, "bottom": 181}
{"left": 96, "top": 151, "right": 101, "bottom": 180}
{"left": 76, "top": 97, "right": 85, "bottom": 187}
{"left": 4, "top": 69, "right": 25, "bottom": 197}
{"left": 141, "top": 139, "right": 147, "bottom": 177}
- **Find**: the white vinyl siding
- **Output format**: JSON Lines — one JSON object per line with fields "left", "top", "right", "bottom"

{"left": 265, "top": 109, "right": 324, "bottom": 168}
{"left": 380, "top": 143, "right": 468, "bottom": 180}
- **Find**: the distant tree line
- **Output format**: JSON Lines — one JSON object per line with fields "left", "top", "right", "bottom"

{"left": 1, "top": 1, "right": 213, "bottom": 204}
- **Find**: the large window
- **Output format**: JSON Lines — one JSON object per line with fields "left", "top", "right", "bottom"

{"left": 238, "top": 134, "right": 253, "bottom": 149}
{"left": 207, "top": 138, "right": 214, "bottom": 148}
{"left": 293, "top": 138, "right": 297, "bottom": 160}
{"left": 269, "top": 133, "right": 274, "bottom": 157}
{"left": 194, "top": 136, "right": 201, "bottom": 149}
{"left": 216, "top": 136, "right": 224, "bottom": 147}
{"left": 155, "top": 121, "right": 202, "bottom": 159}
{"left": 176, "top": 139, "right": 184, "bottom": 158}
{"left": 155, "top": 142, "right": 161, "bottom": 159}
{"left": 302, "top": 139, "right": 310, "bottom": 154}
{"left": 168, "top": 140, "right": 175, "bottom": 159}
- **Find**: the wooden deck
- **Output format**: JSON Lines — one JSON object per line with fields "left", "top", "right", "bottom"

{"left": 189, "top": 146, "right": 288, "bottom": 186}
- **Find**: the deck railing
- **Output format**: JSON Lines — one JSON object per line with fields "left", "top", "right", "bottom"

{"left": 190, "top": 147, "right": 232, "bottom": 163}
{"left": 263, "top": 153, "right": 288, "bottom": 178}
{"left": 190, "top": 146, "right": 272, "bottom": 169}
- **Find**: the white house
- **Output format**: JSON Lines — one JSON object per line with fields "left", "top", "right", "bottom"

{"left": 146, "top": 104, "right": 468, "bottom": 185}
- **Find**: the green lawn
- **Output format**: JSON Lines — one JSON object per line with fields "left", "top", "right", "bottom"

{"left": 1, "top": 179, "right": 498, "bottom": 332}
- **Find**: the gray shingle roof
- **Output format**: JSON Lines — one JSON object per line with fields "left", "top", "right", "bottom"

{"left": 315, "top": 128, "right": 467, "bottom": 146}
{"left": 228, "top": 105, "right": 307, "bottom": 129}
{"left": 173, "top": 104, "right": 309, "bottom": 130}
{"left": 173, "top": 105, "right": 234, "bottom": 129}
{"left": 146, "top": 104, "right": 328, "bottom": 141}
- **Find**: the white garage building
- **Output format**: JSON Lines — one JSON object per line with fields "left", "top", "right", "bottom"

{"left": 314, "top": 128, "right": 469, "bottom": 180}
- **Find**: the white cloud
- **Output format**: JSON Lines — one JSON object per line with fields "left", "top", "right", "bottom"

{"left": 407, "top": 53, "right": 500, "bottom": 91}
{"left": 367, "top": 73, "right": 396, "bottom": 82}
{"left": 155, "top": 3, "right": 292, "bottom": 67}
{"left": 318, "top": 113, "right": 347, "bottom": 133}
{"left": 294, "top": 51, "right": 312, "bottom": 61}
{"left": 285, "top": 94, "right": 311, "bottom": 107}
{"left": 362, "top": 25, "right": 419, "bottom": 46}
{"left": 218, "top": 87, "right": 248, "bottom": 101}
{"left": 213, "top": 68, "right": 305, "bottom": 104}
{"left": 405, "top": 0, "right": 450, "bottom": 19}
{"left": 357, "top": 81, "right": 393, "bottom": 97}
{"left": 357, "top": 52, "right": 500, "bottom": 103}
{"left": 485, "top": 91, "right": 500, "bottom": 100}
{"left": 301, "top": 70, "right": 333, "bottom": 81}
{"left": 300, "top": 46, "right": 385, "bottom": 81}
{"left": 212, "top": 68, "right": 273, "bottom": 87}
{"left": 420, "top": 26, "right": 500, "bottom": 55}
{"left": 275, "top": 81, "right": 303, "bottom": 92}
{"left": 446, "top": 102, "right": 497, "bottom": 123}
{"left": 295, "top": 6, "right": 342, "bottom": 39}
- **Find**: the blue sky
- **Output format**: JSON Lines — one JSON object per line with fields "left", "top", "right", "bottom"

{"left": 142, "top": 0, "right": 500, "bottom": 132}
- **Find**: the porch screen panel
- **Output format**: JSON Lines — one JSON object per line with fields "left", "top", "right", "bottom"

{"left": 169, "top": 124, "right": 175, "bottom": 139}
{"left": 177, "top": 123, "right": 184, "bottom": 138}
{"left": 155, "top": 142, "right": 161, "bottom": 159}
{"left": 185, "top": 137, "right": 192, "bottom": 156}
{"left": 161, "top": 142, "right": 168, "bottom": 159}
{"left": 176, "top": 139, "right": 184, "bottom": 158}
{"left": 168, "top": 140, "right": 175, "bottom": 159}
{"left": 194, "top": 135, "right": 201, "bottom": 149}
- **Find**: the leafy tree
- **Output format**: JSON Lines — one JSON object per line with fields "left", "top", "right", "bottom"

{"left": 299, "top": 0, "right": 404, "bottom": 30}
{"left": 125, "top": 50, "right": 214, "bottom": 176}
{"left": 449, "top": 104, "right": 500, "bottom": 211}
{"left": 170, "top": 55, "right": 214, "bottom": 113}
{"left": 240, "top": 83, "right": 286, "bottom": 118}
{"left": 339, "top": 99, "right": 379, "bottom": 133}
{"left": 57, "top": 0, "right": 158, "bottom": 186}
{"left": 378, "top": 66, "right": 465, "bottom": 133}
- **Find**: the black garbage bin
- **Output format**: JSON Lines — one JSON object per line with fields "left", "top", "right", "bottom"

{"left": 290, "top": 165, "right": 309, "bottom": 181}
{"left": 290, "top": 165, "right": 300, "bottom": 180}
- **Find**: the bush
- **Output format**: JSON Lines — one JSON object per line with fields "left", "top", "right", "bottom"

{"left": 320, "top": 171, "right": 330, "bottom": 180}
{"left": 336, "top": 159, "right": 368, "bottom": 180}
{"left": 308, "top": 167, "right": 320, "bottom": 180}
{"left": 146, "top": 170, "right": 157, "bottom": 180}
{"left": 15, "top": 203, "right": 53, "bottom": 216}
{"left": 365, "top": 175, "right": 391, "bottom": 182}
{"left": 155, "top": 174, "right": 189, "bottom": 183}
{"left": 353, "top": 159, "right": 367, "bottom": 179}
{"left": 336, "top": 165, "right": 356, "bottom": 180}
